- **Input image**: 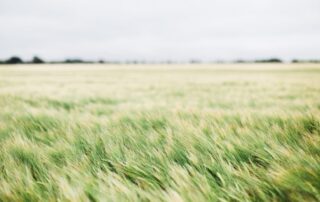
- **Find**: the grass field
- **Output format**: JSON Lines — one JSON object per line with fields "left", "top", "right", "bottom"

{"left": 0, "top": 64, "right": 319, "bottom": 201}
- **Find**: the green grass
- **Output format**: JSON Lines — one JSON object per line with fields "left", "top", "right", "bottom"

{"left": 0, "top": 64, "right": 320, "bottom": 201}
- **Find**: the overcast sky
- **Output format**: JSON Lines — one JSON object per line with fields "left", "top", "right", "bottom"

{"left": 0, "top": 0, "right": 319, "bottom": 61}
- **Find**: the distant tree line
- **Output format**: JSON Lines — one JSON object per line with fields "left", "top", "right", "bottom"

{"left": 1, "top": 56, "right": 320, "bottom": 65}
{"left": 0, "top": 56, "right": 44, "bottom": 64}
{"left": 0, "top": 56, "right": 102, "bottom": 64}
{"left": 291, "top": 59, "right": 320, "bottom": 63}
{"left": 234, "top": 58, "right": 283, "bottom": 63}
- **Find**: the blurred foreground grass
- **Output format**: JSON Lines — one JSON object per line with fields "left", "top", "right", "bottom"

{"left": 0, "top": 64, "right": 319, "bottom": 201}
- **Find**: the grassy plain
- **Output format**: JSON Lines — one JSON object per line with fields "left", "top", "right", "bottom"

{"left": 0, "top": 64, "right": 319, "bottom": 201}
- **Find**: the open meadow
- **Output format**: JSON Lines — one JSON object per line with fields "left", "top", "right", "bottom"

{"left": 0, "top": 64, "right": 319, "bottom": 201}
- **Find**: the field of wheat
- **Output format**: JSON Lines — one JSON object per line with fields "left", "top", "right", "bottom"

{"left": 0, "top": 64, "right": 319, "bottom": 201}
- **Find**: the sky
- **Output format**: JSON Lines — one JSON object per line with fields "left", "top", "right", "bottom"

{"left": 0, "top": 0, "right": 319, "bottom": 61}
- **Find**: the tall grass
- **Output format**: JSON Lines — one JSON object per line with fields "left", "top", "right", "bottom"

{"left": 0, "top": 64, "right": 319, "bottom": 201}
